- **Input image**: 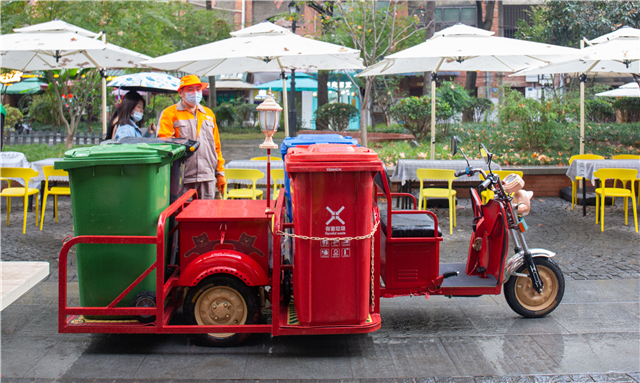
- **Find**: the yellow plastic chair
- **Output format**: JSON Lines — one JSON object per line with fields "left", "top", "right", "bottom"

{"left": 1, "top": 167, "right": 40, "bottom": 234}
{"left": 250, "top": 156, "right": 283, "bottom": 161}
{"left": 594, "top": 168, "right": 638, "bottom": 233}
{"left": 416, "top": 169, "right": 457, "bottom": 235}
{"left": 569, "top": 154, "right": 605, "bottom": 210}
{"left": 223, "top": 169, "right": 265, "bottom": 200}
{"left": 611, "top": 155, "right": 640, "bottom": 205}
{"left": 480, "top": 170, "right": 524, "bottom": 203}
{"left": 270, "top": 169, "right": 285, "bottom": 200}
{"left": 40, "top": 165, "right": 71, "bottom": 230}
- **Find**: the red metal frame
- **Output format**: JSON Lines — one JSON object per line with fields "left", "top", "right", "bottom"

{"left": 59, "top": 187, "right": 381, "bottom": 336}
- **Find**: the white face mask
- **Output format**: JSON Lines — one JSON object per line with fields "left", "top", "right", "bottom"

{"left": 132, "top": 111, "right": 144, "bottom": 122}
{"left": 184, "top": 91, "right": 203, "bottom": 105}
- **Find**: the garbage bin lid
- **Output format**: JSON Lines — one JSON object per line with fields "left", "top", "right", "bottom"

{"left": 286, "top": 144, "right": 381, "bottom": 172}
{"left": 55, "top": 143, "right": 185, "bottom": 170}
{"left": 280, "top": 134, "right": 358, "bottom": 156}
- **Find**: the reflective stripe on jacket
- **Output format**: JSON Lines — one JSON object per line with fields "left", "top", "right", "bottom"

{"left": 157, "top": 100, "right": 225, "bottom": 183}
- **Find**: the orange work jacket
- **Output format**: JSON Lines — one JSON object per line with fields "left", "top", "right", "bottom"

{"left": 158, "top": 101, "right": 225, "bottom": 183}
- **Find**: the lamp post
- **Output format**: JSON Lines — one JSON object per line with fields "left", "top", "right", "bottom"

{"left": 257, "top": 93, "right": 283, "bottom": 213}
{"left": 288, "top": 1, "right": 299, "bottom": 137}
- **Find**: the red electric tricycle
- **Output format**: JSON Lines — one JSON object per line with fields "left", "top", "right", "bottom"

{"left": 58, "top": 139, "right": 564, "bottom": 346}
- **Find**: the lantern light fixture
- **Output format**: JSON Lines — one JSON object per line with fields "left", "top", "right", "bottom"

{"left": 257, "top": 93, "right": 283, "bottom": 149}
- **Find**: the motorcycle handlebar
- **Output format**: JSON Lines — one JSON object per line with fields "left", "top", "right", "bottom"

{"left": 479, "top": 177, "right": 493, "bottom": 191}
{"left": 454, "top": 170, "right": 467, "bottom": 177}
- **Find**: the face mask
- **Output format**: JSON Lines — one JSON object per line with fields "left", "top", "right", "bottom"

{"left": 132, "top": 111, "right": 144, "bottom": 122}
{"left": 184, "top": 91, "right": 203, "bottom": 105}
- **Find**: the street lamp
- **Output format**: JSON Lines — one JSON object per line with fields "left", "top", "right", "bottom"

{"left": 288, "top": 1, "right": 299, "bottom": 137}
{"left": 257, "top": 93, "right": 283, "bottom": 213}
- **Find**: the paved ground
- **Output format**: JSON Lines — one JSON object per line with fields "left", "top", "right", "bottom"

{"left": 1, "top": 139, "right": 639, "bottom": 381}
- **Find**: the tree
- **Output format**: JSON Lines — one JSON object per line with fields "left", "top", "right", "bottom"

{"left": 421, "top": 1, "right": 436, "bottom": 96}
{"left": 516, "top": 1, "right": 640, "bottom": 48}
{"left": 330, "top": 1, "right": 426, "bottom": 147}
{"left": 1, "top": 1, "right": 232, "bottom": 58}
{"left": 47, "top": 69, "right": 101, "bottom": 148}
{"left": 307, "top": 1, "right": 335, "bottom": 131}
{"left": 462, "top": 1, "right": 496, "bottom": 122}
{"left": 372, "top": 75, "right": 404, "bottom": 127}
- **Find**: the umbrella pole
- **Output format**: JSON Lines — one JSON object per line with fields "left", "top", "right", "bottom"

{"left": 102, "top": 73, "right": 107, "bottom": 137}
{"left": 276, "top": 59, "right": 289, "bottom": 137}
{"left": 431, "top": 74, "right": 436, "bottom": 160}
{"left": 580, "top": 74, "right": 585, "bottom": 155}
{"left": 101, "top": 33, "right": 107, "bottom": 138}
{"left": 430, "top": 59, "right": 444, "bottom": 160}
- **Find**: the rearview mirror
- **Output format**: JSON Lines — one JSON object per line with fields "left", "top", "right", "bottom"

{"left": 451, "top": 136, "right": 461, "bottom": 156}
{"left": 479, "top": 143, "right": 492, "bottom": 165}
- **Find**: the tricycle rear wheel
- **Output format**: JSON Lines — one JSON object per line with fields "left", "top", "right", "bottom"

{"left": 504, "top": 258, "right": 564, "bottom": 318}
{"left": 184, "top": 274, "right": 260, "bottom": 347}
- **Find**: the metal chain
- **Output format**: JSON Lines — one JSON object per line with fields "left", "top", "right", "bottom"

{"left": 276, "top": 219, "right": 380, "bottom": 311}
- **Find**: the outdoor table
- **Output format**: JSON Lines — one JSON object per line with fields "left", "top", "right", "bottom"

{"left": 390, "top": 159, "right": 502, "bottom": 209}
{"left": 1, "top": 151, "right": 36, "bottom": 211}
{"left": 225, "top": 159, "right": 284, "bottom": 186}
{"left": 1, "top": 261, "right": 49, "bottom": 310}
{"left": 566, "top": 158, "right": 640, "bottom": 216}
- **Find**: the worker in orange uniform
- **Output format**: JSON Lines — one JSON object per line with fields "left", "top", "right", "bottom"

{"left": 158, "top": 75, "right": 226, "bottom": 199}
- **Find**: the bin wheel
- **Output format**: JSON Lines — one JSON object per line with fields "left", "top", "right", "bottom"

{"left": 184, "top": 274, "right": 260, "bottom": 347}
{"left": 130, "top": 291, "right": 156, "bottom": 324}
{"left": 504, "top": 258, "right": 564, "bottom": 318}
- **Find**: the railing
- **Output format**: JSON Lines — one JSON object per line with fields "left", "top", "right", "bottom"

{"left": 4, "top": 130, "right": 103, "bottom": 146}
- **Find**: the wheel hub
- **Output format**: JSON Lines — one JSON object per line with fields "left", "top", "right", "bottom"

{"left": 194, "top": 285, "right": 248, "bottom": 338}
{"left": 515, "top": 265, "right": 557, "bottom": 310}
{"left": 209, "top": 300, "right": 235, "bottom": 323}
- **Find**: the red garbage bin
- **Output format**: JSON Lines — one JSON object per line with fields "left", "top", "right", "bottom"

{"left": 286, "top": 144, "right": 382, "bottom": 326}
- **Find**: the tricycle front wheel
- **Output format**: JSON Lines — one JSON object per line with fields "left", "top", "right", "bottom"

{"left": 504, "top": 258, "right": 564, "bottom": 318}
{"left": 184, "top": 274, "right": 260, "bottom": 347}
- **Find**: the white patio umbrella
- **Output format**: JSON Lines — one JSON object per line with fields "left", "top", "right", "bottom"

{"left": 13, "top": 19, "right": 99, "bottom": 37}
{"left": 358, "top": 24, "right": 581, "bottom": 158}
{"left": 514, "top": 27, "right": 640, "bottom": 154}
{"left": 142, "top": 22, "right": 363, "bottom": 135}
{"left": 596, "top": 82, "right": 640, "bottom": 98}
{"left": 1, "top": 23, "right": 151, "bottom": 135}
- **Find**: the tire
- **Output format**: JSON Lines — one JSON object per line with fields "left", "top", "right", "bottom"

{"left": 504, "top": 258, "right": 564, "bottom": 318}
{"left": 183, "top": 274, "right": 260, "bottom": 347}
{"left": 130, "top": 291, "right": 156, "bottom": 324}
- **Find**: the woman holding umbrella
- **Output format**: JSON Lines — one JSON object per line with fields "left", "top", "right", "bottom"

{"left": 107, "top": 91, "right": 156, "bottom": 139}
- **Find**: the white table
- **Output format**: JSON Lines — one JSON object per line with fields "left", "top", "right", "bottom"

{"left": 31, "top": 158, "right": 67, "bottom": 187}
{"left": 1, "top": 261, "right": 49, "bottom": 310}
{"left": 391, "top": 159, "right": 502, "bottom": 185}
{"left": 566, "top": 159, "right": 640, "bottom": 216}
{"left": 226, "top": 160, "right": 285, "bottom": 185}
{"left": 0, "top": 151, "right": 29, "bottom": 168}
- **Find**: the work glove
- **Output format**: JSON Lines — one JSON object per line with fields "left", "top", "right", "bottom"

{"left": 216, "top": 175, "right": 227, "bottom": 193}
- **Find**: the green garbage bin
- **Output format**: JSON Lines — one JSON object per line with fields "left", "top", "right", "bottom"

{"left": 56, "top": 143, "right": 185, "bottom": 318}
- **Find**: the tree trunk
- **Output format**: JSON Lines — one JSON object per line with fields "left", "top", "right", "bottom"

{"left": 208, "top": 76, "right": 217, "bottom": 109}
{"left": 360, "top": 77, "right": 373, "bottom": 147}
{"left": 316, "top": 71, "right": 329, "bottom": 130}
{"left": 47, "top": 71, "right": 72, "bottom": 148}
{"left": 463, "top": 0, "right": 496, "bottom": 122}
{"left": 422, "top": 1, "right": 436, "bottom": 96}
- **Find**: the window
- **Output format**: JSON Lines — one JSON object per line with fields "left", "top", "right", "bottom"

{"left": 435, "top": 7, "right": 476, "bottom": 31}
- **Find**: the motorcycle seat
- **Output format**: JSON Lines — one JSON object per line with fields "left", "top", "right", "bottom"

{"left": 379, "top": 210, "right": 442, "bottom": 238}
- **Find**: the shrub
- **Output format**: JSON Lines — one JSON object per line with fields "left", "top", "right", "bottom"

{"left": 497, "top": 87, "right": 568, "bottom": 151}
{"left": 314, "top": 102, "right": 359, "bottom": 132}
{"left": 437, "top": 81, "right": 473, "bottom": 119}
{"left": 235, "top": 102, "right": 257, "bottom": 128}
{"left": 613, "top": 98, "right": 640, "bottom": 122}
{"left": 212, "top": 102, "right": 238, "bottom": 129}
{"left": 4, "top": 105, "right": 23, "bottom": 129}
{"left": 389, "top": 96, "right": 452, "bottom": 140}
{"left": 465, "top": 97, "right": 494, "bottom": 123}
{"left": 585, "top": 99, "right": 615, "bottom": 123}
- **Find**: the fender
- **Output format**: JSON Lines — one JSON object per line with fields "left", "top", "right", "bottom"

{"left": 502, "top": 249, "right": 556, "bottom": 283}
{"left": 178, "top": 250, "right": 269, "bottom": 287}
